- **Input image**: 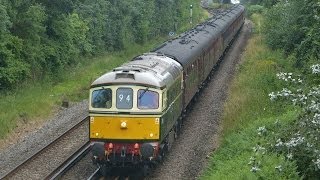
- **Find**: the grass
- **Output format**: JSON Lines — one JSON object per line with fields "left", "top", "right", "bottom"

{"left": 0, "top": 37, "right": 165, "bottom": 139}
{"left": 202, "top": 13, "right": 300, "bottom": 179}
{"left": 202, "top": 112, "right": 299, "bottom": 179}
{"left": 221, "top": 35, "right": 286, "bottom": 134}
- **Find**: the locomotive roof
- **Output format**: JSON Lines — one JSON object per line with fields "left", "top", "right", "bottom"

{"left": 154, "top": 4, "right": 245, "bottom": 69}
{"left": 91, "top": 53, "right": 182, "bottom": 89}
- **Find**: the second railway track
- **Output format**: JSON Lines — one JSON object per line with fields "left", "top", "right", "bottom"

{"left": 46, "top": 141, "right": 92, "bottom": 179}
{"left": 1, "top": 117, "right": 89, "bottom": 180}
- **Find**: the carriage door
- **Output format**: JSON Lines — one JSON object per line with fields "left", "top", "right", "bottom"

{"left": 198, "top": 50, "right": 206, "bottom": 85}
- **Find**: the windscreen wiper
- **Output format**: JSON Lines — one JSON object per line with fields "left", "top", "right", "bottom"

{"left": 138, "top": 87, "right": 149, "bottom": 99}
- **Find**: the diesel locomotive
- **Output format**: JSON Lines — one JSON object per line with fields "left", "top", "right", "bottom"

{"left": 89, "top": 4, "right": 245, "bottom": 176}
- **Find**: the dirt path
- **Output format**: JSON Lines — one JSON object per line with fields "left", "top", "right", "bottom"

{"left": 148, "top": 20, "right": 252, "bottom": 180}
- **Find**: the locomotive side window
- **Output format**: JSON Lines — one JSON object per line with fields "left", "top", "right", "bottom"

{"left": 116, "top": 88, "right": 133, "bottom": 109}
{"left": 91, "top": 88, "right": 112, "bottom": 109}
{"left": 137, "top": 89, "right": 159, "bottom": 109}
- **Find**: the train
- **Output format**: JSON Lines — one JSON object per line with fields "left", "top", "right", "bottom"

{"left": 89, "top": 4, "right": 245, "bottom": 176}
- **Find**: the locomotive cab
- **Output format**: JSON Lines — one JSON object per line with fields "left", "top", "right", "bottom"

{"left": 89, "top": 85, "right": 163, "bottom": 141}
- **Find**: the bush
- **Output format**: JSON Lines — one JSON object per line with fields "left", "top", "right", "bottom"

{"left": 267, "top": 65, "right": 320, "bottom": 178}
{"left": 203, "top": 112, "right": 300, "bottom": 180}
{"left": 247, "top": 5, "right": 264, "bottom": 17}
{"left": 263, "top": 0, "right": 319, "bottom": 69}
{"left": 0, "top": 0, "right": 204, "bottom": 89}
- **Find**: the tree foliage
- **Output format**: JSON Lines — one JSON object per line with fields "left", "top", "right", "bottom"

{"left": 0, "top": 4, "right": 28, "bottom": 88}
{"left": 0, "top": 0, "right": 200, "bottom": 89}
{"left": 243, "top": 0, "right": 320, "bottom": 178}
{"left": 240, "top": 0, "right": 278, "bottom": 8}
{"left": 263, "top": 0, "right": 319, "bottom": 68}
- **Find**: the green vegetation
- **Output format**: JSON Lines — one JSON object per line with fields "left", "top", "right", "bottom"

{"left": 0, "top": 0, "right": 203, "bottom": 89}
{"left": 203, "top": 33, "right": 300, "bottom": 179}
{"left": 240, "top": 0, "right": 278, "bottom": 8}
{"left": 246, "top": 4, "right": 264, "bottom": 16}
{"left": 0, "top": 39, "right": 162, "bottom": 138}
{"left": 206, "top": 0, "right": 234, "bottom": 9}
{"left": 0, "top": 0, "right": 206, "bottom": 139}
{"left": 208, "top": 3, "right": 233, "bottom": 10}
{"left": 204, "top": 0, "right": 320, "bottom": 178}
{"left": 203, "top": 112, "right": 300, "bottom": 179}
{"left": 262, "top": 0, "right": 320, "bottom": 69}
{"left": 220, "top": 35, "right": 287, "bottom": 133}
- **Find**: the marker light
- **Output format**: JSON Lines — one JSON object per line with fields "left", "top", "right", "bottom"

{"left": 105, "top": 143, "right": 114, "bottom": 155}
{"left": 133, "top": 143, "right": 140, "bottom": 155}
{"left": 108, "top": 143, "right": 113, "bottom": 149}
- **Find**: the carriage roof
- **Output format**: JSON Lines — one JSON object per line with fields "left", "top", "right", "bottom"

{"left": 153, "top": 5, "right": 245, "bottom": 69}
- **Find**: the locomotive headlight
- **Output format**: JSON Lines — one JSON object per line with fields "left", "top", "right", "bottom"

{"left": 121, "top": 121, "right": 127, "bottom": 129}
{"left": 150, "top": 133, "right": 154, "bottom": 137}
{"left": 95, "top": 133, "right": 99, "bottom": 137}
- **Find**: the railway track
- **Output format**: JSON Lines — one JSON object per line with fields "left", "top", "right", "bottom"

{"left": 87, "top": 167, "right": 101, "bottom": 180}
{"left": 0, "top": 117, "right": 89, "bottom": 179}
{"left": 46, "top": 141, "right": 92, "bottom": 179}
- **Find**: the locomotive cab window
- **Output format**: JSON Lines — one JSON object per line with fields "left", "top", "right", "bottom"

{"left": 116, "top": 88, "right": 133, "bottom": 109}
{"left": 91, "top": 88, "right": 112, "bottom": 109}
{"left": 137, "top": 89, "right": 159, "bottom": 109}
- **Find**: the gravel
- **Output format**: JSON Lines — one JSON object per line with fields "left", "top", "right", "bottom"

{"left": 7, "top": 122, "right": 88, "bottom": 179}
{"left": 61, "top": 151, "right": 96, "bottom": 179}
{"left": 0, "top": 100, "right": 88, "bottom": 178}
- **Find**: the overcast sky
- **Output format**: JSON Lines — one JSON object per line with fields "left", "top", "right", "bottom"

{"left": 231, "top": 0, "right": 240, "bottom": 4}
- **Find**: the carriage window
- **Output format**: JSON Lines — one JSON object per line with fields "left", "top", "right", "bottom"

{"left": 116, "top": 88, "right": 133, "bottom": 109}
{"left": 91, "top": 88, "right": 112, "bottom": 109}
{"left": 138, "top": 89, "right": 159, "bottom": 109}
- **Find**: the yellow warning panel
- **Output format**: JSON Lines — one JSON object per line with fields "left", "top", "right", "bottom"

{"left": 90, "top": 116, "right": 160, "bottom": 140}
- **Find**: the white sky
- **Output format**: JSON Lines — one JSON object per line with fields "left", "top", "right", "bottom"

{"left": 231, "top": 0, "right": 240, "bottom": 4}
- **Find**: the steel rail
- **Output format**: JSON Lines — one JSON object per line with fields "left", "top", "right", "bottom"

{"left": 0, "top": 116, "right": 89, "bottom": 179}
{"left": 87, "top": 167, "right": 101, "bottom": 180}
{"left": 46, "top": 141, "right": 92, "bottom": 180}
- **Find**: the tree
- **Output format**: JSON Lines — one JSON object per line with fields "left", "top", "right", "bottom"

{"left": 129, "top": 1, "right": 154, "bottom": 44}
{"left": 76, "top": 0, "right": 111, "bottom": 53}
{"left": 263, "top": 0, "right": 319, "bottom": 68}
{"left": 0, "top": 0, "right": 203, "bottom": 89}
{"left": 46, "top": 12, "right": 90, "bottom": 71}
{"left": 17, "top": 4, "right": 47, "bottom": 79}
{"left": 0, "top": 4, "right": 28, "bottom": 89}
{"left": 153, "top": 0, "right": 175, "bottom": 36}
{"left": 295, "top": 0, "right": 320, "bottom": 67}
